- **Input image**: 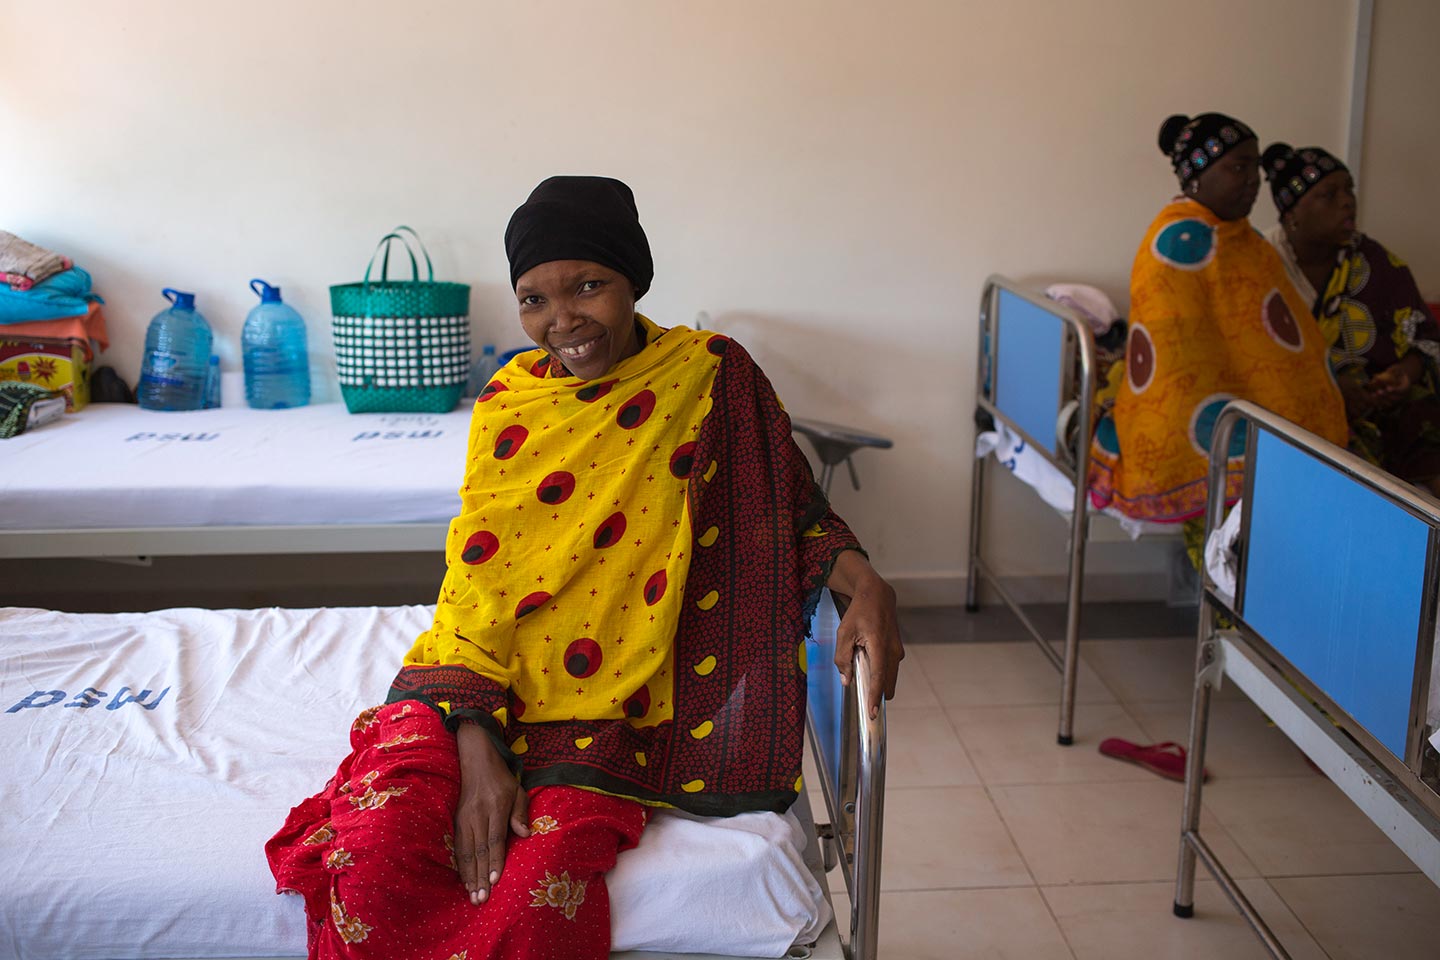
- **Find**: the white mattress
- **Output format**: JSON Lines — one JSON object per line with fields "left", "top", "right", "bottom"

{"left": 0, "top": 605, "right": 827, "bottom": 960}
{"left": 0, "top": 402, "right": 472, "bottom": 530}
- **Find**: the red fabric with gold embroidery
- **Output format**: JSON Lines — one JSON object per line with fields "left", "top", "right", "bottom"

{"left": 267, "top": 702, "right": 646, "bottom": 960}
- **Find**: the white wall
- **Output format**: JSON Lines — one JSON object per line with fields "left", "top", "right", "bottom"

{"left": 1361, "top": 0, "right": 1440, "bottom": 296}
{"left": 7, "top": 0, "right": 1428, "bottom": 603}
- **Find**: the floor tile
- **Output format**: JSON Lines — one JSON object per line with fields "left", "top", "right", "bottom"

{"left": 946, "top": 703, "right": 1157, "bottom": 785}
{"left": 909, "top": 642, "right": 1116, "bottom": 709}
{"left": 989, "top": 780, "right": 1257, "bottom": 885}
{"left": 881, "top": 786, "right": 1032, "bottom": 890}
{"left": 1044, "top": 878, "right": 1326, "bottom": 960}
{"left": 1270, "top": 873, "right": 1440, "bottom": 960}
{"left": 1079, "top": 637, "right": 1243, "bottom": 705}
{"left": 878, "top": 887, "right": 1074, "bottom": 959}
{"left": 1201, "top": 776, "right": 1420, "bottom": 876}
{"left": 883, "top": 707, "right": 980, "bottom": 788}
{"left": 889, "top": 651, "right": 940, "bottom": 709}
{"left": 1126, "top": 698, "right": 1318, "bottom": 780}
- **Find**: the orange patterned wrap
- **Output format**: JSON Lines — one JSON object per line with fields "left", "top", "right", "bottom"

{"left": 1088, "top": 199, "right": 1348, "bottom": 521}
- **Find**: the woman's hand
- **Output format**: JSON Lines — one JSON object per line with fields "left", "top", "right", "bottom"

{"left": 454, "top": 723, "right": 530, "bottom": 906}
{"left": 1366, "top": 354, "right": 1423, "bottom": 408}
{"left": 826, "top": 550, "right": 904, "bottom": 719}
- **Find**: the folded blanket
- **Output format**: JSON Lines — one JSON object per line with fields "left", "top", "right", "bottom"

{"left": 0, "top": 230, "right": 71, "bottom": 290}
{"left": 0, "top": 265, "right": 99, "bottom": 324}
{"left": 0, "top": 302, "right": 109, "bottom": 352}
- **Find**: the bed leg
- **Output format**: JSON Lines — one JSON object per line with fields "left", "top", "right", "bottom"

{"left": 1056, "top": 472, "right": 1088, "bottom": 747}
{"left": 965, "top": 421, "right": 986, "bottom": 613}
{"left": 1174, "top": 613, "right": 1217, "bottom": 918}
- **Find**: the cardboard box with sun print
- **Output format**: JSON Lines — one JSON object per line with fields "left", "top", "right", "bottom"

{"left": 0, "top": 337, "right": 90, "bottom": 411}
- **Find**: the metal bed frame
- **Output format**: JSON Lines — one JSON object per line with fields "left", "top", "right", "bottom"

{"left": 1174, "top": 399, "right": 1440, "bottom": 958}
{"left": 965, "top": 274, "right": 1098, "bottom": 745}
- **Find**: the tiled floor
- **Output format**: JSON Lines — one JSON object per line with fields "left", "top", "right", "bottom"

{"left": 811, "top": 603, "right": 1440, "bottom": 959}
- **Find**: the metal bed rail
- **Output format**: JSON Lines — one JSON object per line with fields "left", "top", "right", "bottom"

{"left": 805, "top": 590, "right": 888, "bottom": 960}
{"left": 1174, "top": 398, "right": 1440, "bottom": 958}
{"left": 965, "top": 274, "right": 1097, "bottom": 745}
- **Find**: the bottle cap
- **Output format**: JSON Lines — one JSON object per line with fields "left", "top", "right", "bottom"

{"left": 250, "top": 279, "right": 283, "bottom": 303}
{"left": 162, "top": 288, "right": 196, "bottom": 311}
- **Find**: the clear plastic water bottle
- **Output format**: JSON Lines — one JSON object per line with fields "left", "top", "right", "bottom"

{"left": 204, "top": 355, "right": 221, "bottom": 408}
{"left": 468, "top": 343, "right": 499, "bottom": 398}
{"left": 242, "top": 279, "right": 311, "bottom": 409}
{"left": 138, "top": 288, "right": 214, "bottom": 411}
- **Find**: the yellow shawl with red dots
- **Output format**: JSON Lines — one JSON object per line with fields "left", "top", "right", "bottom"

{"left": 388, "top": 315, "right": 860, "bottom": 815}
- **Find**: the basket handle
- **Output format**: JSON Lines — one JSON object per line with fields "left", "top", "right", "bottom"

{"left": 362, "top": 233, "right": 419, "bottom": 287}
{"left": 361, "top": 226, "right": 438, "bottom": 287}
{"left": 391, "top": 225, "right": 436, "bottom": 282}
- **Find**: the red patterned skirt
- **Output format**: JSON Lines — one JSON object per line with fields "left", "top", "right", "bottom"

{"left": 267, "top": 702, "right": 647, "bottom": 960}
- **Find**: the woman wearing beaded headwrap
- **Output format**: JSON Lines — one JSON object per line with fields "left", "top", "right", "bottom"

{"left": 265, "top": 176, "right": 904, "bottom": 960}
{"left": 1262, "top": 143, "right": 1440, "bottom": 495}
{"left": 1087, "top": 113, "right": 1347, "bottom": 523}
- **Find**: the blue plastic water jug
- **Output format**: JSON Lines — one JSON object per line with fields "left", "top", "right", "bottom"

{"left": 242, "top": 279, "right": 311, "bottom": 409}
{"left": 138, "top": 289, "right": 213, "bottom": 411}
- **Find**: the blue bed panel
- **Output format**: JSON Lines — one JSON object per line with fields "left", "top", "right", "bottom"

{"left": 806, "top": 589, "right": 844, "bottom": 793}
{"left": 992, "top": 288, "right": 1065, "bottom": 455}
{"left": 1242, "top": 429, "right": 1430, "bottom": 760}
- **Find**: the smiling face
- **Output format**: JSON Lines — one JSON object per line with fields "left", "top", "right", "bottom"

{"left": 1284, "top": 170, "right": 1357, "bottom": 251}
{"left": 515, "top": 260, "right": 641, "bottom": 381}
{"left": 1190, "top": 139, "right": 1261, "bottom": 221}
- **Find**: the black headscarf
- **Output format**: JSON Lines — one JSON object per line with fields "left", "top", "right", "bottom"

{"left": 504, "top": 176, "right": 654, "bottom": 299}
{"left": 1261, "top": 143, "right": 1348, "bottom": 216}
{"left": 1159, "top": 113, "right": 1257, "bottom": 188}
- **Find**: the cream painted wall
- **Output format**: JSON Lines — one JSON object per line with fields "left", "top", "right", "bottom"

{"left": 1361, "top": 0, "right": 1440, "bottom": 297}
{"left": 3, "top": 0, "right": 1402, "bottom": 602}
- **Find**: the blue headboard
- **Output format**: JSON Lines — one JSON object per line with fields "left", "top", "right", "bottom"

{"left": 990, "top": 287, "right": 1067, "bottom": 457}
{"left": 1239, "top": 427, "right": 1435, "bottom": 761}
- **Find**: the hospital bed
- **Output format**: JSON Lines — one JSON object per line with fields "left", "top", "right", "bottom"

{"left": 1173, "top": 399, "right": 1440, "bottom": 958}
{"left": 0, "top": 402, "right": 470, "bottom": 559}
{"left": 0, "top": 589, "right": 884, "bottom": 960}
{"left": 0, "top": 400, "right": 884, "bottom": 565}
{"left": 965, "top": 275, "right": 1175, "bottom": 745}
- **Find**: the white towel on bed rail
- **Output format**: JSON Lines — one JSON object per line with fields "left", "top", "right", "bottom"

{"left": 0, "top": 605, "right": 827, "bottom": 960}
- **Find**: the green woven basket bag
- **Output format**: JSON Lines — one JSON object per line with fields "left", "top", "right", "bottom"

{"left": 330, "top": 227, "right": 471, "bottom": 414}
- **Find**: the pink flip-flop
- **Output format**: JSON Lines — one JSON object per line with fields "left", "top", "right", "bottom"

{"left": 1098, "top": 738, "right": 1208, "bottom": 783}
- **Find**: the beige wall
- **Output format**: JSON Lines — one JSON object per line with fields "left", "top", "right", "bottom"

{"left": 1361, "top": 0, "right": 1440, "bottom": 297}
{"left": 7, "top": 0, "right": 1422, "bottom": 603}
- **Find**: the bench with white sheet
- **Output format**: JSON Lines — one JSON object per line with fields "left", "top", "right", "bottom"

{"left": 0, "top": 588, "right": 884, "bottom": 960}
{"left": 0, "top": 402, "right": 471, "bottom": 559}
{"left": 1174, "top": 399, "right": 1440, "bottom": 958}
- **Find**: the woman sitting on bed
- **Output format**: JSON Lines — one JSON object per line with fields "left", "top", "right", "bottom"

{"left": 1087, "top": 112, "right": 1348, "bottom": 523}
{"left": 266, "top": 175, "right": 903, "bottom": 960}
{"left": 1261, "top": 143, "right": 1440, "bottom": 496}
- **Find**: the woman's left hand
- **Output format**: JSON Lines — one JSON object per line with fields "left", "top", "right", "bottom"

{"left": 827, "top": 550, "right": 904, "bottom": 718}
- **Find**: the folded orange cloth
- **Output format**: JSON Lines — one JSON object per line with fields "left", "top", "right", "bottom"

{"left": 0, "top": 302, "right": 108, "bottom": 352}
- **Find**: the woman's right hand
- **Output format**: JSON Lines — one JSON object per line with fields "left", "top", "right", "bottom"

{"left": 454, "top": 723, "right": 530, "bottom": 905}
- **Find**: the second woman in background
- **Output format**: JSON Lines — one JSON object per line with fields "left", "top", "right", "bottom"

{"left": 1262, "top": 143, "right": 1440, "bottom": 496}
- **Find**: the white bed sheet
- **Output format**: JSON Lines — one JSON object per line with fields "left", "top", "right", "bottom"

{"left": 0, "top": 605, "right": 827, "bottom": 960}
{"left": 975, "top": 424, "right": 1173, "bottom": 539}
{"left": 0, "top": 403, "right": 472, "bottom": 530}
